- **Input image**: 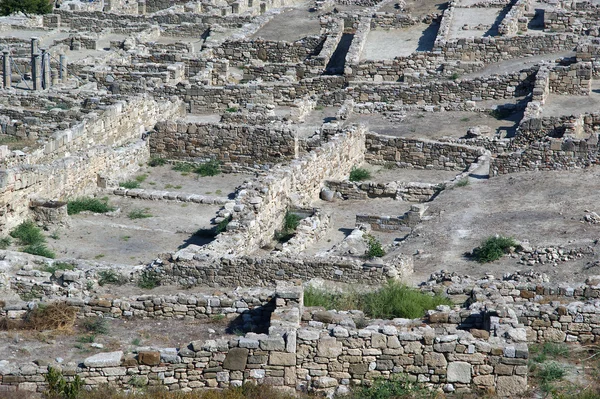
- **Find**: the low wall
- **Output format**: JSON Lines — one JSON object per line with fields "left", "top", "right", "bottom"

{"left": 215, "top": 36, "right": 325, "bottom": 66}
{"left": 149, "top": 120, "right": 298, "bottom": 169}
{"left": 365, "top": 134, "right": 484, "bottom": 171}
{"left": 324, "top": 180, "right": 439, "bottom": 202}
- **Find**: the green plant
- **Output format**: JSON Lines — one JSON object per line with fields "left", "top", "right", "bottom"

{"left": 315, "top": 105, "right": 325, "bottom": 111}
{"left": 530, "top": 342, "right": 569, "bottom": 363}
{"left": 77, "top": 334, "right": 95, "bottom": 343}
{"left": 472, "top": 235, "right": 517, "bottom": 263}
{"left": 538, "top": 362, "right": 566, "bottom": 387}
{"left": 119, "top": 180, "right": 140, "bottom": 189}
{"left": 216, "top": 216, "right": 232, "bottom": 234}
{"left": 138, "top": 270, "right": 161, "bottom": 289}
{"left": 172, "top": 163, "right": 195, "bottom": 173}
{"left": 0, "top": 236, "right": 11, "bottom": 249}
{"left": 349, "top": 167, "right": 371, "bottom": 182}
{"left": 195, "top": 160, "right": 221, "bottom": 177}
{"left": 460, "top": 117, "right": 470, "bottom": 122}
{"left": 450, "top": 72, "right": 460, "bottom": 80}
{"left": 455, "top": 178, "right": 469, "bottom": 187}
{"left": 350, "top": 375, "right": 435, "bottom": 399}
{"left": 98, "top": 270, "right": 127, "bottom": 286}
{"left": 43, "top": 262, "right": 75, "bottom": 275}
{"left": 135, "top": 174, "right": 148, "bottom": 183}
{"left": 121, "top": 235, "right": 130, "bottom": 241}
{"left": 128, "top": 208, "right": 152, "bottom": 219}
{"left": 226, "top": 107, "right": 238, "bottom": 113}
{"left": 275, "top": 212, "right": 301, "bottom": 243}
{"left": 148, "top": 157, "right": 167, "bottom": 167}
{"left": 131, "top": 337, "right": 141, "bottom": 346}
{"left": 305, "top": 281, "right": 451, "bottom": 320}
{"left": 383, "top": 162, "right": 396, "bottom": 170}
{"left": 82, "top": 317, "right": 109, "bottom": 335}
{"left": 67, "top": 197, "right": 115, "bottom": 215}
{"left": 94, "top": 254, "right": 105, "bottom": 260}
{"left": 49, "top": 230, "right": 60, "bottom": 240}
{"left": 0, "top": 0, "right": 53, "bottom": 17}
{"left": 45, "top": 366, "right": 84, "bottom": 399}
{"left": 364, "top": 234, "right": 385, "bottom": 259}
{"left": 10, "top": 220, "right": 45, "bottom": 245}
{"left": 85, "top": 281, "right": 94, "bottom": 291}
{"left": 22, "top": 242, "right": 55, "bottom": 258}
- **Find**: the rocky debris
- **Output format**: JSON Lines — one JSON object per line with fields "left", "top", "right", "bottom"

{"left": 583, "top": 211, "right": 600, "bottom": 224}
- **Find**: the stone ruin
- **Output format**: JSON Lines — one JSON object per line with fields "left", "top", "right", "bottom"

{"left": 2, "top": 0, "right": 600, "bottom": 396}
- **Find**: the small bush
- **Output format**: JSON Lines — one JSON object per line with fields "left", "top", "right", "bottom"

{"left": 0, "top": 236, "right": 11, "bottom": 249}
{"left": 172, "top": 162, "right": 195, "bottom": 173}
{"left": 226, "top": 107, "right": 238, "bottom": 113}
{"left": 349, "top": 167, "right": 371, "bottom": 182}
{"left": 195, "top": 160, "right": 221, "bottom": 177}
{"left": 98, "top": 270, "right": 127, "bottom": 286}
{"left": 135, "top": 174, "right": 148, "bottom": 183}
{"left": 128, "top": 208, "right": 152, "bottom": 219}
{"left": 364, "top": 234, "right": 385, "bottom": 259}
{"left": 43, "top": 262, "right": 75, "bottom": 275}
{"left": 82, "top": 317, "right": 109, "bottom": 335}
{"left": 138, "top": 270, "right": 161, "bottom": 289}
{"left": 455, "top": 178, "right": 469, "bottom": 187}
{"left": 350, "top": 376, "right": 434, "bottom": 399}
{"left": 120, "top": 180, "right": 140, "bottom": 189}
{"left": 148, "top": 157, "right": 167, "bottom": 167}
{"left": 26, "top": 303, "right": 78, "bottom": 331}
{"left": 10, "top": 220, "right": 45, "bottom": 246}
{"left": 275, "top": 212, "right": 302, "bottom": 243}
{"left": 216, "top": 216, "right": 232, "bottom": 234}
{"left": 45, "top": 366, "right": 84, "bottom": 399}
{"left": 68, "top": 197, "right": 115, "bottom": 215}
{"left": 22, "top": 243, "right": 56, "bottom": 258}
{"left": 305, "top": 281, "right": 451, "bottom": 320}
{"left": 538, "top": 362, "right": 566, "bottom": 385}
{"left": 472, "top": 235, "right": 517, "bottom": 263}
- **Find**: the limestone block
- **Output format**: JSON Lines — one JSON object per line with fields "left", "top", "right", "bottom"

{"left": 447, "top": 361, "right": 472, "bottom": 383}
{"left": 84, "top": 351, "right": 123, "bottom": 368}
{"left": 269, "top": 352, "right": 296, "bottom": 366}
{"left": 496, "top": 376, "right": 527, "bottom": 397}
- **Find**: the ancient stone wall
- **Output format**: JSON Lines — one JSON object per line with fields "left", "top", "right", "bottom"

{"left": 324, "top": 180, "right": 439, "bottom": 202}
{"left": 215, "top": 36, "right": 325, "bottom": 66}
{"left": 548, "top": 62, "right": 592, "bottom": 95}
{"left": 149, "top": 120, "right": 298, "bottom": 169}
{"left": 364, "top": 133, "right": 485, "bottom": 171}
{"left": 497, "top": 0, "right": 530, "bottom": 36}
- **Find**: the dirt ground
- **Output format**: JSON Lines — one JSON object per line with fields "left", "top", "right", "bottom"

{"left": 40, "top": 196, "right": 221, "bottom": 265}
{"left": 448, "top": 8, "right": 501, "bottom": 39}
{"left": 392, "top": 168, "right": 600, "bottom": 285}
{"left": 361, "top": 23, "right": 438, "bottom": 60}
{"left": 252, "top": 8, "right": 322, "bottom": 42}
{"left": 347, "top": 108, "right": 523, "bottom": 139}
{"left": 0, "top": 317, "right": 234, "bottom": 364}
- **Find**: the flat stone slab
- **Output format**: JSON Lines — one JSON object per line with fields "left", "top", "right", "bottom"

{"left": 83, "top": 351, "right": 123, "bottom": 368}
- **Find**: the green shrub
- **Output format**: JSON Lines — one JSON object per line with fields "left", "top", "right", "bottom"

{"left": 10, "top": 220, "right": 45, "bottom": 245}
{"left": 455, "top": 178, "right": 469, "bottom": 187}
{"left": 119, "top": 180, "right": 140, "bottom": 189}
{"left": 364, "top": 234, "right": 385, "bottom": 259}
{"left": 22, "top": 243, "right": 55, "bottom": 258}
{"left": 98, "top": 270, "right": 127, "bottom": 286}
{"left": 215, "top": 216, "right": 232, "bottom": 234}
{"left": 538, "top": 362, "right": 566, "bottom": 385}
{"left": 304, "top": 281, "right": 451, "bottom": 320}
{"left": 45, "top": 366, "right": 83, "bottom": 399}
{"left": 349, "top": 167, "right": 371, "bottom": 182}
{"left": 226, "top": 107, "right": 238, "bottom": 113}
{"left": 138, "top": 270, "right": 161, "bottom": 289}
{"left": 275, "top": 212, "right": 302, "bottom": 243}
{"left": 82, "top": 317, "right": 109, "bottom": 335}
{"left": 128, "top": 208, "right": 152, "bottom": 219}
{"left": 472, "top": 235, "right": 517, "bottom": 263}
{"left": 67, "top": 197, "right": 115, "bottom": 215}
{"left": 1, "top": 0, "right": 53, "bottom": 17}
{"left": 350, "top": 376, "right": 434, "bottom": 399}
{"left": 148, "top": 157, "right": 167, "bottom": 167}
{"left": 530, "top": 342, "right": 569, "bottom": 363}
{"left": 0, "top": 236, "right": 11, "bottom": 249}
{"left": 172, "top": 163, "right": 195, "bottom": 173}
{"left": 43, "top": 262, "right": 74, "bottom": 275}
{"left": 195, "top": 160, "right": 221, "bottom": 177}
{"left": 450, "top": 72, "right": 460, "bottom": 81}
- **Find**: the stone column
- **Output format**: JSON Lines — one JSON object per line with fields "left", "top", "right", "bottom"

{"left": 2, "top": 50, "right": 10, "bottom": 89}
{"left": 32, "top": 53, "right": 41, "bottom": 91}
{"left": 41, "top": 49, "right": 51, "bottom": 89}
{"left": 30, "top": 37, "right": 39, "bottom": 58}
{"left": 59, "top": 54, "right": 68, "bottom": 83}
{"left": 138, "top": 0, "right": 146, "bottom": 14}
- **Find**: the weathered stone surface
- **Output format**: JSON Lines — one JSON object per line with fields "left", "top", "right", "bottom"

{"left": 84, "top": 351, "right": 123, "bottom": 368}
{"left": 496, "top": 376, "right": 528, "bottom": 397}
{"left": 138, "top": 351, "right": 160, "bottom": 366}
{"left": 447, "top": 362, "right": 472, "bottom": 383}
{"left": 223, "top": 348, "right": 249, "bottom": 371}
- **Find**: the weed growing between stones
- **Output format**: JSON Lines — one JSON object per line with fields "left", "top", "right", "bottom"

{"left": 349, "top": 166, "right": 371, "bottom": 182}
{"left": 364, "top": 234, "right": 385, "bottom": 259}
{"left": 138, "top": 270, "right": 161, "bottom": 289}
{"left": 216, "top": 215, "right": 232, "bottom": 234}
{"left": 0, "top": 236, "right": 10, "bottom": 249}
{"left": 67, "top": 197, "right": 115, "bottom": 215}
{"left": 42, "top": 262, "right": 75, "bottom": 275}
{"left": 148, "top": 157, "right": 167, "bottom": 167}
{"left": 98, "top": 270, "right": 128, "bottom": 286}
{"left": 275, "top": 211, "right": 301, "bottom": 243}
{"left": 472, "top": 235, "right": 517, "bottom": 263}
{"left": 120, "top": 180, "right": 141, "bottom": 189}
{"left": 195, "top": 159, "right": 221, "bottom": 177}
{"left": 455, "top": 178, "right": 469, "bottom": 187}
{"left": 304, "top": 281, "right": 452, "bottom": 319}
{"left": 349, "top": 375, "right": 436, "bottom": 399}
{"left": 45, "top": 366, "right": 84, "bottom": 399}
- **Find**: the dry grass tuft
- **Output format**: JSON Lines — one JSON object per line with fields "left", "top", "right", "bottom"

{"left": 0, "top": 302, "right": 77, "bottom": 332}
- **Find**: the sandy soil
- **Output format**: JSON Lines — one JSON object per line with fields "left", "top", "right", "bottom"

{"left": 252, "top": 8, "right": 322, "bottom": 42}
{"left": 361, "top": 23, "right": 438, "bottom": 60}
{"left": 392, "top": 168, "right": 600, "bottom": 285}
